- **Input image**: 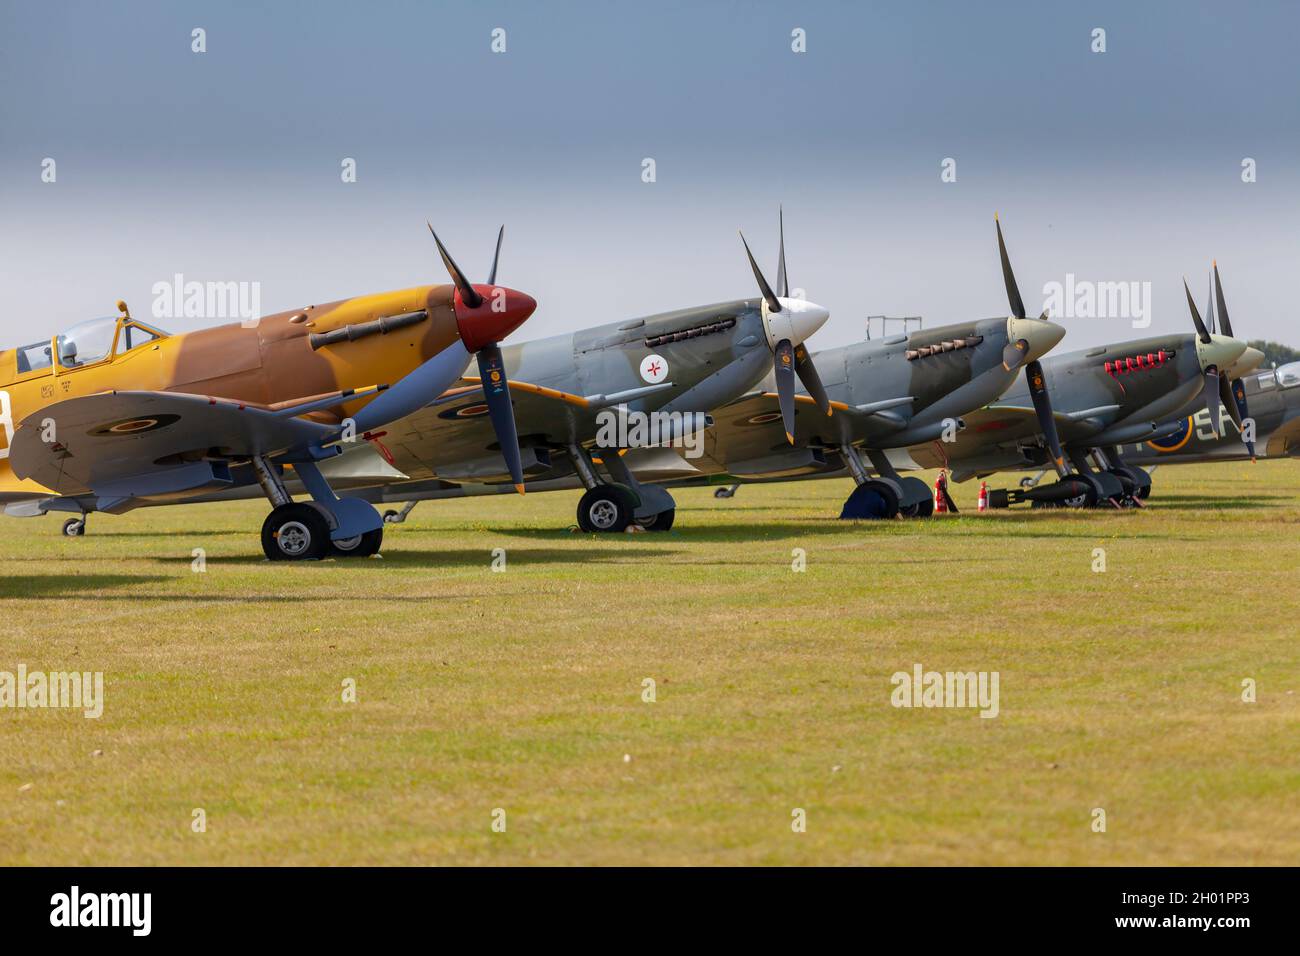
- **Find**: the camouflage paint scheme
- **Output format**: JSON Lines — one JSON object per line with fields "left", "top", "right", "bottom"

{"left": 1118, "top": 361, "right": 1300, "bottom": 465}
{"left": 327, "top": 298, "right": 779, "bottom": 498}
{"left": 666, "top": 316, "right": 1064, "bottom": 484}
{"left": 0, "top": 282, "right": 526, "bottom": 514}
{"left": 905, "top": 331, "right": 1247, "bottom": 480}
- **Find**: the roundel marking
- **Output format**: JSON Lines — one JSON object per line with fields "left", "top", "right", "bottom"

{"left": 640, "top": 354, "right": 668, "bottom": 384}
{"left": 89, "top": 414, "right": 181, "bottom": 437}
{"left": 746, "top": 412, "right": 785, "bottom": 426}
{"left": 1146, "top": 416, "right": 1193, "bottom": 453}
{"left": 437, "top": 403, "right": 491, "bottom": 420}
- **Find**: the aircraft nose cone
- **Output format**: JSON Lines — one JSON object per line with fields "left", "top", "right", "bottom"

{"left": 1008, "top": 315, "right": 1067, "bottom": 362}
{"left": 1197, "top": 333, "right": 1247, "bottom": 372}
{"left": 454, "top": 285, "right": 537, "bottom": 352}
{"left": 1227, "top": 345, "right": 1266, "bottom": 379}
{"left": 765, "top": 296, "right": 830, "bottom": 349}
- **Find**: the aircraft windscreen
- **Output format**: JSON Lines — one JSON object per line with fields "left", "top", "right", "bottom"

{"left": 1276, "top": 362, "right": 1300, "bottom": 389}
{"left": 15, "top": 341, "right": 54, "bottom": 374}
{"left": 54, "top": 316, "right": 117, "bottom": 367}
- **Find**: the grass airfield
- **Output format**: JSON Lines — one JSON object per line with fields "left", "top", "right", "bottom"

{"left": 1, "top": 461, "right": 1297, "bottom": 866}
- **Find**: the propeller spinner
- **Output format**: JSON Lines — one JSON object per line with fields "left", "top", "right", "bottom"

{"left": 428, "top": 223, "right": 533, "bottom": 493}
{"left": 740, "top": 210, "right": 831, "bottom": 443}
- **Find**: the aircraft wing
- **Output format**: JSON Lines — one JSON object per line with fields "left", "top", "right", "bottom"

{"left": 9, "top": 390, "right": 336, "bottom": 499}
{"left": 701, "top": 390, "right": 865, "bottom": 463}
{"left": 376, "top": 377, "right": 595, "bottom": 481}
{"left": 923, "top": 403, "right": 1109, "bottom": 460}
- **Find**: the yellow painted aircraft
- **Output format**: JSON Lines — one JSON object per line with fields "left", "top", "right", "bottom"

{"left": 0, "top": 228, "right": 536, "bottom": 560}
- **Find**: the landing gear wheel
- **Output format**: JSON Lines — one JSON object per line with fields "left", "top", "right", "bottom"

{"left": 383, "top": 510, "right": 400, "bottom": 523}
{"left": 637, "top": 508, "right": 676, "bottom": 531}
{"left": 577, "top": 485, "right": 637, "bottom": 533}
{"left": 840, "top": 480, "right": 901, "bottom": 520}
{"left": 1061, "top": 473, "right": 1100, "bottom": 509}
{"left": 330, "top": 527, "right": 384, "bottom": 557}
{"left": 899, "top": 497, "right": 934, "bottom": 518}
{"left": 62, "top": 518, "right": 86, "bottom": 537}
{"left": 261, "top": 503, "right": 331, "bottom": 561}
{"left": 1136, "top": 484, "right": 1151, "bottom": 500}
{"left": 896, "top": 476, "right": 934, "bottom": 518}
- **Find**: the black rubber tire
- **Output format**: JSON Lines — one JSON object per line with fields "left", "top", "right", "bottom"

{"left": 896, "top": 476, "right": 933, "bottom": 517}
{"left": 1061, "top": 473, "right": 1100, "bottom": 509}
{"left": 383, "top": 509, "right": 399, "bottom": 522}
{"left": 840, "top": 480, "right": 901, "bottom": 520}
{"left": 577, "top": 485, "right": 636, "bottom": 533}
{"left": 1136, "top": 484, "right": 1151, "bottom": 500}
{"left": 638, "top": 508, "right": 676, "bottom": 531}
{"left": 330, "top": 527, "right": 384, "bottom": 557}
{"left": 262, "top": 503, "right": 331, "bottom": 561}
{"left": 62, "top": 518, "right": 85, "bottom": 537}
{"left": 900, "top": 496, "right": 934, "bottom": 518}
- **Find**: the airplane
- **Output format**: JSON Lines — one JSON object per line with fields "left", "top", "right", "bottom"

{"left": 1077, "top": 264, "right": 1295, "bottom": 469}
{"left": 904, "top": 258, "right": 1259, "bottom": 508}
{"left": 290, "top": 214, "right": 833, "bottom": 533}
{"left": 1119, "top": 359, "right": 1300, "bottom": 467}
{"left": 646, "top": 217, "right": 1067, "bottom": 518}
{"left": 0, "top": 228, "right": 537, "bottom": 560}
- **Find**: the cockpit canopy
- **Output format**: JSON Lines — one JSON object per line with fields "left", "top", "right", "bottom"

{"left": 1275, "top": 361, "right": 1300, "bottom": 389}
{"left": 15, "top": 316, "right": 168, "bottom": 373}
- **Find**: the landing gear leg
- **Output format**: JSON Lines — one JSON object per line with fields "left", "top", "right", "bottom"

{"left": 600, "top": 447, "right": 676, "bottom": 531}
{"left": 838, "top": 444, "right": 901, "bottom": 519}
{"left": 1020, "top": 469, "right": 1049, "bottom": 489}
{"left": 569, "top": 444, "right": 638, "bottom": 533}
{"left": 1096, "top": 445, "right": 1151, "bottom": 504}
{"left": 253, "top": 455, "right": 384, "bottom": 560}
{"left": 1067, "top": 447, "right": 1124, "bottom": 507}
{"left": 866, "top": 448, "right": 932, "bottom": 517}
{"left": 384, "top": 501, "right": 419, "bottom": 524}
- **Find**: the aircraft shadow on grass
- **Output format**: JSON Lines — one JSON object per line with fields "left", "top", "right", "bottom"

{"left": 0, "top": 574, "right": 169, "bottom": 598}
{"left": 150, "top": 547, "right": 679, "bottom": 569}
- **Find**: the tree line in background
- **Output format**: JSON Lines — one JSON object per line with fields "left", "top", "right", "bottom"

{"left": 1248, "top": 340, "right": 1300, "bottom": 367}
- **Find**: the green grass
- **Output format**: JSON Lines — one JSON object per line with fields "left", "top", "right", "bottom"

{"left": 1, "top": 462, "right": 1297, "bottom": 865}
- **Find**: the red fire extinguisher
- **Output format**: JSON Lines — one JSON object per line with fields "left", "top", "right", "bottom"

{"left": 934, "top": 471, "right": 949, "bottom": 514}
{"left": 977, "top": 481, "right": 989, "bottom": 512}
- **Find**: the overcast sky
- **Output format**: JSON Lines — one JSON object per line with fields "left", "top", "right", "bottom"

{"left": 2, "top": 0, "right": 1297, "bottom": 353}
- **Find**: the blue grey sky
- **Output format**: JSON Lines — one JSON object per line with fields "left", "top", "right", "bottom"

{"left": 2, "top": 0, "right": 1297, "bottom": 352}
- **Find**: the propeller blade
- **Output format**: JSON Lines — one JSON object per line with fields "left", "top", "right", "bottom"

{"left": 1219, "top": 373, "right": 1243, "bottom": 430}
{"left": 428, "top": 223, "right": 484, "bottom": 309}
{"left": 475, "top": 344, "right": 525, "bottom": 493}
{"left": 740, "top": 231, "right": 783, "bottom": 313}
{"left": 1202, "top": 365, "right": 1222, "bottom": 437}
{"left": 1213, "top": 260, "right": 1234, "bottom": 338}
{"left": 793, "top": 343, "right": 831, "bottom": 416}
{"left": 1230, "top": 377, "right": 1256, "bottom": 457}
{"left": 995, "top": 214, "right": 1026, "bottom": 320}
{"left": 773, "top": 338, "right": 797, "bottom": 443}
{"left": 1025, "top": 360, "right": 1067, "bottom": 474}
{"left": 776, "top": 206, "right": 789, "bottom": 298}
{"left": 1002, "top": 338, "right": 1030, "bottom": 372}
{"left": 487, "top": 225, "right": 505, "bottom": 287}
{"left": 1183, "top": 278, "right": 1211, "bottom": 344}
{"left": 1205, "top": 276, "right": 1216, "bottom": 336}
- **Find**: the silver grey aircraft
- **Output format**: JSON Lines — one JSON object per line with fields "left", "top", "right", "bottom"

{"left": 1119, "top": 360, "right": 1300, "bottom": 467}
{"left": 904, "top": 260, "right": 1259, "bottom": 508}
{"left": 647, "top": 218, "right": 1068, "bottom": 518}
{"left": 319, "top": 216, "right": 833, "bottom": 532}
